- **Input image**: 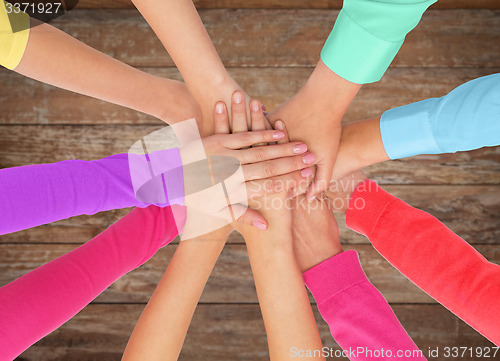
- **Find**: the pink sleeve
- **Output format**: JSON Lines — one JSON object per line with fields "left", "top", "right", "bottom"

{"left": 346, "top": 179, "right": 500, "bottom": 345}
{"left": 303, "top": 250, "right": 426, "bottom": 360}
{"left": 0, "top": 205, "right": 186, "bottom": 360}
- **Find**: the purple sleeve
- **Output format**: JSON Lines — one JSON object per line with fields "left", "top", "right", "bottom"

{"left": 0, "top": 205, "right": 185, "bottom": 360}
{"left": 0, "top": 149, "right": 183, "bottom": 235}
{"left": 303, "top": 250, "right": 426, "bottom": 360}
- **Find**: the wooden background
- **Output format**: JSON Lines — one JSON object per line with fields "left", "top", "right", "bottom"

{"left": 1, "top": 0, "right": 499, "bottom": 360}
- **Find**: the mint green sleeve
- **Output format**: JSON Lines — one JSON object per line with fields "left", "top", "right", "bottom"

{"left": 321, "top": 0, "right": 437, "bottom": 84}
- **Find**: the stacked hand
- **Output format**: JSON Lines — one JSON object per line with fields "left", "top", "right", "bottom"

{"left": 291, "top": 194, "right": 343, "bottom": 273}
{"left": 268, "top": 61, "right": 361, "bottom": 201}
{"left": 180, "top": 91, "right": 315, "bottom": 234}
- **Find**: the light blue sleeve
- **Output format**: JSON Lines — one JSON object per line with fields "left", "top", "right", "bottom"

{"left": 380, "top": 73, "right": 500, "bottom": 159}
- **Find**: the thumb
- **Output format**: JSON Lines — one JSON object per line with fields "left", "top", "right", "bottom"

{"left": 274, "top": 120, "right": 290, "bottom": 144}
{"left": 306, "top": 163, "right": 332, "bottom": 202}
{"left": 232, "top": 204, "right": 269, "bottom": 230}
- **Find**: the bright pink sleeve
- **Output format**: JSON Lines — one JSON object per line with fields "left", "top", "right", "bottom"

{"left": 303, "top": 250, "right": 426, "bottom": 360}
{"left": 0, "top": 205, "right": 186, "bottom": 360}
{"left": 346, "top": 179, "right": 500, "bottom": 345}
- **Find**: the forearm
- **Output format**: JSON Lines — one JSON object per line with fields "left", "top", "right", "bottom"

{"left": 247, "top": 241, "right": 324, "bottom": 360}
{"left": 0, "top": 150, "right": 183, "bottom": 234}
{"left": 304, "top": 250, "right": 425, "bottom": 361}
{"left": 332, "top": 116, "right": 388, "bottom": 180}
{"left": 0, "top": 206, "right": 180, "bottom": 360}
{"left": 132, "top": 0, "right": 226, "bottom": 90}
{"left": 268, "top": 61, "right": 361, "bottom": 198}
{"left": 304, "top": 61, "right": 361, "bottom": 119}
{"left": 122, "top": 226, "right": 230, "bottom": 361}
{"left": 333, "top": 73, "right": 500, "bottom": 180}
{"left": 346, "top": 180, "right": 500, "bottom": 345}
{"left": 14, "top": 19, "right": 197, "bottom": 124}
{"left": 131, "top": 0, "right": 239, "bottom": 123}
{"left": 237, "top": 199, "right": 324, "bottom": 360}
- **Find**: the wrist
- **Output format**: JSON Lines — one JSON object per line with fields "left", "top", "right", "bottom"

{"left": 151, "top": 79, "right": 201, "bottom": 124}
{"left": 334, "top": 116, "right": 388, "bottom": 180}
{"left": 327, "top": 170, "right": 367, "bottom": 213}
{"left": 195, "top": 69, "right": 239, "bottom": 100}
{"left": 212, "top": 69, "right": 236, "bottom": 89}
{"left": 294, "top": 230, "right": 343, "bottom": 273}
{"left": 184, "top": 69, "right": 236, "bottom": 106}
{"left": 302, "top": 60, "right": 361, "bottom": 116}
{"left": 302, "top": 246, "right": 344, "bottom": 273}
{"left": 343, "top": 172, "right": 368, "bottom": 207}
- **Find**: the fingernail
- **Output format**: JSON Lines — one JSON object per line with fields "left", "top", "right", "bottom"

{"left": 233, "top": 92, "right": 243, "bottom": 104}
{"left": 253, "top": 221, "right": 267, "bottom": 230}
{"left": 301, "top": 168, "right": 313, "bottom": 178}
{"left": 273, "top": 131, "right": 285, "bottom": 140}
{"left": 293, "top": 143, "right": 307, "bottom": 154}
{"left": 275, "top": 121, "right": 284, "bottom": 130}
{"left": 215, "top": 103, "right": 224, "bottom": 114}
{"left": 302, "top": 153, "right": 315, "bottom": 164}
{"left": 251, "top": 101, "right": 260, "bottom": 112}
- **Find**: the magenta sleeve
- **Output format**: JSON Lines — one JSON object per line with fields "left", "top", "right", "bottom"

{"left": 0, "top": 204, "right": 185, "bottom": 360}
{"left": 303, "top": 250, "right": 426, "bottom": 360}
{"left": 0, "top": 149, "right": 183, "bottom": 235}
{"left": 346, "top": 180, "right": 500, "bottom": 345}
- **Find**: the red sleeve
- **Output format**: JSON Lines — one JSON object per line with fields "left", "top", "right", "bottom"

{"left": 346, "top": 180, "right": 500, "bottom": 346}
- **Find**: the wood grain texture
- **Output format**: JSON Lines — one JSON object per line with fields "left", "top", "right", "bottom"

{"left": 1, "top": 185, "right": 498, "bottom": 245}
{"left": 34, "top": 9, "right": 500, "bottom": 68}
{"left": 1, "top": 124, "right": 498, "bottom": 185}
{"left": 16, "top": 304, "right": 496, "bottom": 361}
{"left": 1, "top": 67, "right": 499, "bottom": 125}
{"left": 75, "top": 0, "right": 500, "bottom": 10}
{"left": 1, "top": 244, "right": 499, "bottom": 304}
{"left": 2, "top": 4, "right": 498, "bottom": 360}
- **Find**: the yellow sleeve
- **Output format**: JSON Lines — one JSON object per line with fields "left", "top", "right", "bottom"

{"left": 0, "top": 0, "right": 30, "bottom": 70}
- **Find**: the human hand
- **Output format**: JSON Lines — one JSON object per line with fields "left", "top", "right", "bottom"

{"left": 268, "top": 60, "right": 361, "bottom": 201}
{"left": 181, "top": 92, "right": 314, "bottom": 231}
{"left": 291, "top": 195, "right": 343, "bottom": 273}
{"left": 195, "top": 77, "right": 271, "bottom": 137}
{"left": 231, "top": 92, "right": 297, "bottom": 245}
{"left": 325, "top": 170, "right": 368, "bottom": 214}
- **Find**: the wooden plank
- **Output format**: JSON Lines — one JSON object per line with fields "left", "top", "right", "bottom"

{"left": 75, "top": 0, "right": 500, "bottom": 10}
{"left": 1, "top": 67, "right": 498, "bottom": 125}
{"left": 1, "top": 185, "right": 498, "bottom": 245}
{"left": 1, "top": 244, "right": 498, "bottom": 304}
{"left": 1, "top": 124, "right": 498, "bottom": 185}
{"left": 363, "top": 149, "right": 500, "bottom": 185}
{"left": 34, "top": 9, "right": 500, "bottom": 68}
{"left": 17, "top": 304, "right": 496, "bottom": 361}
